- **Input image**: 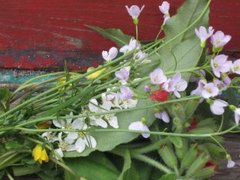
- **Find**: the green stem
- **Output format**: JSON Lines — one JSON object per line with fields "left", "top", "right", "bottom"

{"left": 135, "top": 24, "right": 139, "bottom": 41}
{"left": 131, "top": 153, "right": 172, "bottom": 174}
{"left": 131, "top": 139, "right": 168, "bottom": 154}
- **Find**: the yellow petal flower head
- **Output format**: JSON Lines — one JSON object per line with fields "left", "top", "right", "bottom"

{"left": 32, "top": 144, "right": 49, "bottom": 164}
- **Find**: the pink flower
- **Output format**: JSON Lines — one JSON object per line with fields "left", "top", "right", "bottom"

{"left": 159, "top": 1, "right": 170, "bottom": 25}
{"left": 155, "top": 111, "right": 170, "bottom": 123}
{"left": 128, "top": 121, "right": 150, "bottom": 138}
{"left": 163, "top": 73, "right": 187, "bottom": 98}
{"left": 211, "top": 55, "right": 231, "bottom": 78}
{"left": 115, "top": 67, "right": 130, "bottom": 83}
{"left": 210, "top": 99, "right": 228, "bottom": 115}
{"left": 195, "top": 26, "right": 214, "bottom": 47}
{"left": 150, "top": 68, "right": 167, "bottom": 85}
{"left": 125, "top": 5, "right": 145, "bottom": 20}
{"left": 211, "top": 31, "right": 231, "bottom": 52}
{"left": 201, "top": 82, "right": 219, "bottom": 99}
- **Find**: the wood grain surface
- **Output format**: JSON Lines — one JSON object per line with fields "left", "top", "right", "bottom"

{"left": 0, "top": 0, "right": 239, "bottom": 71}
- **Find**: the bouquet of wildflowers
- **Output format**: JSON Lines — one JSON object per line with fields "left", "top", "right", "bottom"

{"left": 0, "top": 0, "right": 239, "bottom": 179}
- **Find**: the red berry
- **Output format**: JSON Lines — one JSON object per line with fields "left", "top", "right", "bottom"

{"left": 150, "top": 90, "right": 169, "bottom": 102}
{"left": 204, "top": 160, "right": 218, "bottom": 171}
{"left": 187, "top": 117, "right": 198, "bottom": 131}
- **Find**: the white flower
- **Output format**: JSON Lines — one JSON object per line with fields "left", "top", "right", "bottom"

{"left": 227, "top": 160, "right": 236, "bottom": 168}
{"left": 73, "top": 134, "right": 97, "bottom": 153}
{"left": 234, "top": 108, "right": 240, "bottom": 125}
{"left": 88, "top": 99, "right": 119, "bottom": 128}
{"left": 42, "top": 132, "right": 59, "bottom": 143}
{"left": 150, "top": 68, "right": 167, "bottom": 85}
{"left": 210, "top": 99, "right": 228, "bottom": 115}
{"left": 232, "top": 59, "right": 240, "bottom": 75}
{"left": 120, "top": 98, "right": 138, "bottom": 109}
{"left": 211, "top": 55, "right": 231, "bottom": 78}
{"left": 102, "top": 47, "right": 118, "bottom": 62}
{"left": 54, "top": 148, "right": 64, "bottom": 159}
{"left": 125, "top": 5, "right": 145, "bottom": 20}
{"left": 195, "top": 26, "right": 214, "bottom": 47}
{"left": 155, "top": 111, "right": 170, "bottom": 123}
{"left": 163, "top": 73, "right": 188, "bottom": 98}
{"left": 128, "top": 121, "right": 150, "bottom": 138}
{"left": 53, "top": 112, "right": 74, "bottom": 129}
{"left": 211, "top": 31, "right": 231, "bottom": 51}
{"left": 104, "top": 114, "right": 119, "bottom": 128}
{"left": 120, "top": 38, "right": 141, "bottom": 54}
{"left": 201, "top": 82, "right": 219, "bottom": 99}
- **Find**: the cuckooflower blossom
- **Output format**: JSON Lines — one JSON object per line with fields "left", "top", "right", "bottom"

{"left": 150, "top": 68, "right": 167, "bottom": 85}
{"left": 120, "top": 38, "right": 140, "bottom": 54}
{"left": 144, "top": 85, "right": 151, "bottom": 92}
{"left": 159, "top": 1, "right": 170, "bottom": 25}
{"left": 191, "top": 79, "right": 207, "bottom": 96}
{"left": 133, "top": 50, "right": 148, "bottom": 63}
{"left": 210, "top": 99, "right": 228, "bottom": 115}
{"left": 115, "top": 67, "right": 130, "bottom": 84}
{"left": 227, "top": 160, "right": 236, "bottom": 168}
{"left": 211, "top": 31, "right": 231, "bottom": 52}
{"left": 120, "top": 86, "right": 134, "bottom": 100}
{"left": 128, "top": 120, "right": 150, "bottom": 138}
{"left": 163, "top": 73, "right": 188, "bottom": 98}
{"left": 232, "top": 59, "right": 240, "bottom": 75}
{"left": 234, "top": 108, "right": 240, "bottom": 125}
{"left": 125, "top": 5, "right": 145, "bottom": 19}
{"left": 155, "top": 111, "right": 170, "bottom": 123}
{"left": 201, "top": 82, "right": 219, "bottom": 99}
{"left": 125, "top": 5, "right": 145, "bottom": 24}
{"left": 102, "top": 47, "right": 118, "bottom": 62}
{"left": 195, "top": 26, "right": 214, "bottom": 47}
{"left": 32, "top": 144, "right": 49, "bottom": 164}
{"left": 211, "top": 55, "right": 231, "bottom": 78}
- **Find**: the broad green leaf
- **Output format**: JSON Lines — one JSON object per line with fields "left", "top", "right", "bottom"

{"left": 65, "top": 99, "right": 155, "bottom": 157}
{"left": 158, "top": 38, "right": 203, "bottom": 81}
{"left": 87, "top": 25, "right": 131, "bottom": 47}
{"left": 163, "top": 0, "right": 209, "bottom": 47}
{"left": 65, "top": 152, "right": 119, "bottom": 180}
{"left": 143, "top": 0, "right": 209, "bottom": 80}
{"left": 117, "top": 149, "right": 131, "bottom": 180}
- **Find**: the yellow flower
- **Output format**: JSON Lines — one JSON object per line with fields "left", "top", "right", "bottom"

{"left": 32, "top": 144, "right": 49, "bottom": 164}
{"left": 86, "top": 67, "right": 107, "bottom": 80}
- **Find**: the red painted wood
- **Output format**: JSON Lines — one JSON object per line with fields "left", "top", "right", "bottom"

{"left": 0, "top": 0, "right": 239, "bottom": 70}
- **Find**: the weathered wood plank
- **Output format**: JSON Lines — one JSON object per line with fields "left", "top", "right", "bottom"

{"left": 0, "top": 0, "right": 239, "bottom": 70}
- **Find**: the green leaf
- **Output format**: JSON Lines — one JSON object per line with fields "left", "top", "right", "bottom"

{"left": 117, "top": 149, "right": 131, "bottom": 180}
{"left": 65, "top": 99, "right": 155, "bottom": 157}
{"left": 12, "top": 166, "right": 40, "bottom": 177}
{"left": 169, "top": 137, "right": 183, "bottom": 149}
{"left": 158, "top": 38, "right": 203, "bottom": 81}
{"left": 163, "top": 0, "right": 209, "bottom": 47}
{"left": 143, "top": 0, "right": 209, "bottom": 81}
{"left": 87, "top": 25, "right": 131, "bottom": 47}
{"left": 159, "top": 173, "right": 177, "bottom": 180}
{"left": 65, "top": 152, "right": 119, "bottom": 180}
